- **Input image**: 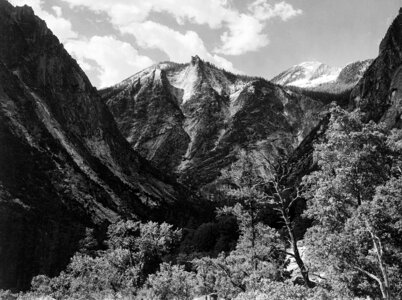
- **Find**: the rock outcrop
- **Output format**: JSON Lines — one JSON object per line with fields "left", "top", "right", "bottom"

{"left": 0, "top": 1, "right": 200, "bottom": 291}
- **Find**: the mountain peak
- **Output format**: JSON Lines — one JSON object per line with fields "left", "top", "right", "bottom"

{"left": 190, "top": 55, "right": 202, "bottom": 65}
{"left": 271, "top": 61, "right": 341, "bottom": 88}
{"left": 272, "top": 59, "right": 372, "bottom": 92}
{"left": 298, "top": 61, "right": 324, "bottom": 69}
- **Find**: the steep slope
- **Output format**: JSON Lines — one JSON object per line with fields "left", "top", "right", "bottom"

{"left": 351, "top": 9, "right": 402, "bottom": 127}
{"left": 0, "top": 1, "right": 200, "bottom": 291}
{"left": 103, "top": 56, "right": 327, "bottom": 191}
{"left": 272, "top": 60, "right": 372, "bottom": 93}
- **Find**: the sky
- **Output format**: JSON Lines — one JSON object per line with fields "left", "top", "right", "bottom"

{"left": 8, "top": 0, "right": 402, "bottom": 88}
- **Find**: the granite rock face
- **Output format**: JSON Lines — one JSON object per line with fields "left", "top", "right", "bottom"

{"left": 0, "top": 1, "right": 198, "bottom": 291}
{"left": 351, "top": 10, "right": 402, "bottom": 126}
{"left": 103, "top": 57, "right": 327, "bottom": 191}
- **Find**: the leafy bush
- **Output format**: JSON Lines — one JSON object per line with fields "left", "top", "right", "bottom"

{"left": 26, "top": 221, "right": 181, "bottom": 299}
{"left": 138, "top": 263, "right": 197, "bottom": 300}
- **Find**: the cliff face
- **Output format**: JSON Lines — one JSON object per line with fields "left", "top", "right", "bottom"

{"left": 0, "top": 1, "right": 198, "bottom": 291}
{"left": 351, "top": 11, "right": 402, "bottom": 127}
{"left": 103, "top": 57, "right": 327, "bottom": 190}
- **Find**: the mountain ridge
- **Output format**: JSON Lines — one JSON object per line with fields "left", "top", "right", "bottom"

{"left": 102, "top": 56, "right": 328, "bottom": 192}
{"left": 271, "top": 60, "right": 373, "bottom": 93}
{"left": 0, "top": 0, "right": 206, "bottom": 291}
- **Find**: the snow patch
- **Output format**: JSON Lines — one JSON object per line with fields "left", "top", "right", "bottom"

{"left": 273, "top": 61, "right": 342, "bottom": 88}
{"left": 291, "top": 70, "right": 341, "bottom": 88}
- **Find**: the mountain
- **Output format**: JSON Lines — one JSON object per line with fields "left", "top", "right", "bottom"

{"left": 351, "top": 9, "right": 402, "bottom": 127}
{"left": 102, "top": 56, "right": 328, "bottom": 192}
{"left": 271, "top": 61, "right": 341, "bottom": 88}
{"left": 272, "top": 60, "right": 372, "bottom": 93}
{"left": 0, "top": 1, "right": 202, "bottom": 291}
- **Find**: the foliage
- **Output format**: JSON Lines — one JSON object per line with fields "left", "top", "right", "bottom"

{"left": 27, "top": 220, "right": 181, "bottom": 299}
{"left": 194, "top": 207, "right": 282, "bottom": 299}
{"left": 190, "top": 154, "right": 291, "bottom": 299}
{"left": 138, "top": 263, "right": 197, "bottom": 300}
{"left": 287, "top": 85, "right": 353, "bottom": 106}
{"left": 303, "top": 106, "right": 402, "bottom": 299}
{"left": 0, "top": 290, "right": 18, "bottom": 300}
{"left": 233, "top": 281, "right": 346, "bottom": 300}
{"left": 179, "top": 215, "right": 238, "bottom": 255}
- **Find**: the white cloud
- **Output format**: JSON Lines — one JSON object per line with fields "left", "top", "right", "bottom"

{"left": 10, "top": 0, "right": 302, "bottom": 85}
{"left": 65, "top": 36, "right": 153, "bottom": 87}
{"left": 120, "top": 21, "right": 239, "bottom": 73}
{"left": 60, "top": 0, "right": 302, "bottom": 56}
{"left": 215, "top": 13, "right": 269, "bottom": 55}
{"left": 215, "top": 0, "right": 302, "bottom": 55}
{"left": 248, "top": 0, "right": 303, "bottom": 21}
{"left": 52, "top": 6, "right": 62, "bottom": 18}
{"left": 9, "top": 0, "right": 154, "bottom": 87}
{"left": 60, "top": 0, "right": 232, "bottom": 28}
{"left": 9, "top": 0, "right": 77, "bottom": 43}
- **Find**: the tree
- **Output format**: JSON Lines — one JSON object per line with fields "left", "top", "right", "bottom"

{"left": 302, "top": 106, "right": 402, "bottom": 299}
{"left": 193, "top": 212, "right": 282, "bottom": 299}
{"left": 139, "top": 263, "right": 197, "bottom": 300}
{"left": 192, "top": 153, "right": 308, "bottom": 299}
{"left": 303, "top": 106, "right": 392, "bottom": 229}
{"left": 222, "top": 150, "right": 315, "bottom": 288}
{"left": 263, "top": 158, "right": 315, "bottom": 288}
{"left": 28, "top": 220, "right": 182, "bottom": 299}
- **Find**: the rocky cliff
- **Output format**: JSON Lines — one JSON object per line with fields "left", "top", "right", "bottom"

{"left": 0, "top": 1, "right": 200, "bottom": 291}
{"left": 351, "top": 10, "right": 402, "bottom": 127}
{"left": 102, "top": 57, "right": 327, "bottom": 191}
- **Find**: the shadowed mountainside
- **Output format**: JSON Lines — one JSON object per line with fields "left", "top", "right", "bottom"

{"left": 0, "top": 0, "right": 207, "bottom": 291}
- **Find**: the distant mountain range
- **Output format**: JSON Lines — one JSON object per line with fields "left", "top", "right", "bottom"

{"left": 271, "top": 60, "right": 373, "bottom": 92}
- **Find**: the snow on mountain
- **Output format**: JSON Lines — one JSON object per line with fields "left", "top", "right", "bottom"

{"left": 271, "top": 60, "right": 372, "bottom": 90}
{"left": 271, "top": 61, "right": 341, "bottom": 88}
